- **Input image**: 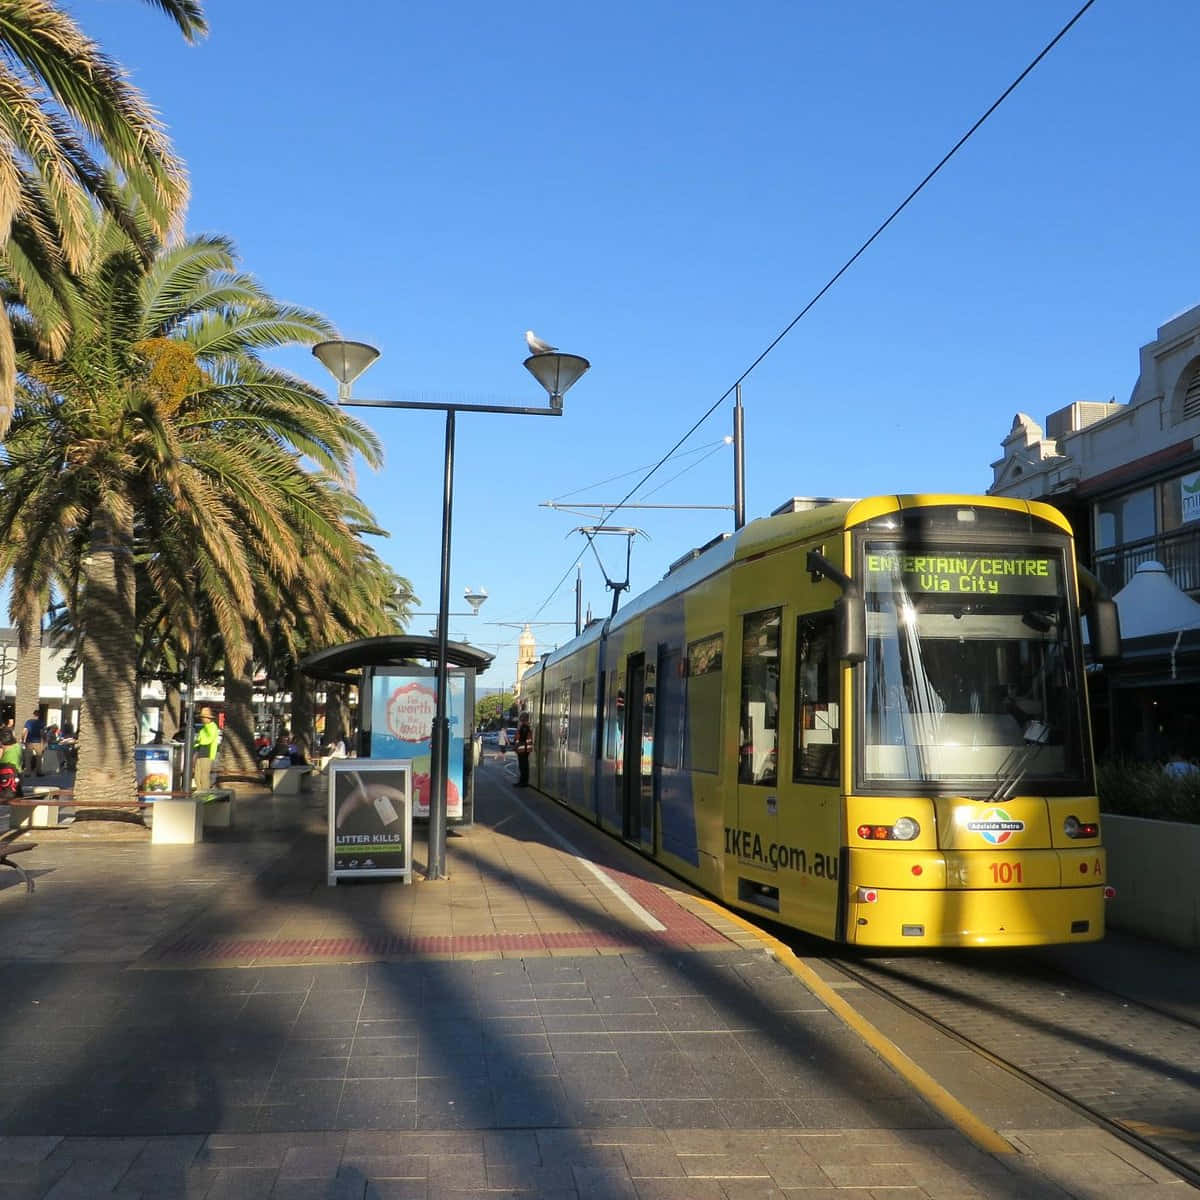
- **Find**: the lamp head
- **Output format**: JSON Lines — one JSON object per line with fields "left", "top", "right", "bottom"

{"left": 463, "top": 586, "right": 488, "bottom": 615}
{"left": 312, "top": 340, "right": 381, "bottom": 401}
{"left": 524, "top": 351, "right": 590, "bottom": 410}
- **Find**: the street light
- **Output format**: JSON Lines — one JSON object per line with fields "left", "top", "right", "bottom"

{"left": 313, "top": 337, "right": 589, "bottom": 879}
{"left": 411, "top": 587, "right": 489, "bottom": 640}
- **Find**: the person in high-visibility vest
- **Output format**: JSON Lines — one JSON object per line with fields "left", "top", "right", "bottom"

{"left": 193, "top": 706, "right": 220, "bottom": 791}
{"left": 515, "top": 713, "right": 533, "bottom": 787}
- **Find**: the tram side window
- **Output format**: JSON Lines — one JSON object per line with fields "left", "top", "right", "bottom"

{"left": 582, "top": 678, "right": 595, "bottom": 756}
{"left": 570, "top": 680, "right": 584, "bottom": 753}
{"left": 538, "top": 689, "right": 554, "bottom": 756}
{"left": 658, "top": 647, "right": 685, "bottom": 770}
{"left": 684, "top": 633, "right": 723, "bottom": 774}
{"left": 794, "top": 613, "right": 839, "bottom": 783}
{"left": 606, "top": 678, "right": 623, "bottom": 762}
{"left": 739, "top": 608, "right": 781, "bottom": 786}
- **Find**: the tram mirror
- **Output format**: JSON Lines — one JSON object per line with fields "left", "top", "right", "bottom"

{"left": 836, "top": 590, "right": 866, "bottom": 664}
{"left": 1087, "top": 597, "right": 1121, "bottom": 665}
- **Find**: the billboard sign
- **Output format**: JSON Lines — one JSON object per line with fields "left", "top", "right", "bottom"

{"left": 368, "top": 669, "right": 468, "bottom": 820}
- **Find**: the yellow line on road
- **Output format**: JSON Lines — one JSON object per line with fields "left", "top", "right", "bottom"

{"left": 690, "top": 896, "right": 1015, "bottom": 1157}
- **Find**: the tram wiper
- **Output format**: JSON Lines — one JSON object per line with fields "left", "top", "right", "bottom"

{"left": 988, "top": 720, "right": 1051, "bottom": 803}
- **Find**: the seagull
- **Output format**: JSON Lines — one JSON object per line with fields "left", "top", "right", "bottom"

{"left": 525, "top": 330, "right": 558, "bottom": 355}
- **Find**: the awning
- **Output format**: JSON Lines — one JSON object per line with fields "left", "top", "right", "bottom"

{"left": 1112, "top": 560, "right": 1200, "bottom": 640}
{"left": 299, "top": 635, "right": 494, "bottom": 684}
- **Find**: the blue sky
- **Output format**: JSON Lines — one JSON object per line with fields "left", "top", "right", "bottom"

{"left": 77, "top": 0, "right": 1200, "bottom": 680}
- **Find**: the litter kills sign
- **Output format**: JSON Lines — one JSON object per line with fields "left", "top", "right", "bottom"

{"left": 327, "top": 761, "right": 413, "bottom": 886}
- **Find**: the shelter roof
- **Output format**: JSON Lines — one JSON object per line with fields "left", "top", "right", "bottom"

{"left": 299, "top": 635, "right": 494, "bottom": 684}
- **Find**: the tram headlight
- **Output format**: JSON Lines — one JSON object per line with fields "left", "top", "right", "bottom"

{"left": 855, "top": 817, "right": 920, "bottom": 841}
{"left": 1063, "top": 815, "right": 1099, "bottom": 839}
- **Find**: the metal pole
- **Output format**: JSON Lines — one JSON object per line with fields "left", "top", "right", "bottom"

{"left": 428, "top": 409, "right": 456, "bottom": 880}
{"left": 180, "top": 656, "right": 199, "bottom": 795}
{"left": 575, "top": 565, "right": 582, "bottom": 637}
{"left": 734, "top": 383, "right": 746, "bottom": 531}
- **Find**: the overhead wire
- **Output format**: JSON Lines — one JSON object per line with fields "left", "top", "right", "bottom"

{"left": 531, "top": 0, "right": 1099, "bottom": 620}
{"left": 548, "top": 438, "right": 730, "bottom": 503}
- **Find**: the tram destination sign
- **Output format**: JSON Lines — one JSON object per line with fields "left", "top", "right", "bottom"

{"left": 865, "top": 550, "right": 1059, "bottom": 597}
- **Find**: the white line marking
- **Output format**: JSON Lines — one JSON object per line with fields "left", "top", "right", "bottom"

{"left": 505, "top": 785, "right": 666, "bottom": 932}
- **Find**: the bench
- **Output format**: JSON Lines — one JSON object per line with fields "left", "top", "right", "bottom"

{"left": 3, "top": 788, "right": 233, "bottom": 845}
{"left": 270, "top": 764, "right": 313, "bottom": 795}
{"left": 148, "top": 789, "right": 234, "bottom": 844}
{"left": 200, "top": 788, "right": 234, "bottom": 829}
{"left": 0, "top": 838, "right": 36, "bottom": 892}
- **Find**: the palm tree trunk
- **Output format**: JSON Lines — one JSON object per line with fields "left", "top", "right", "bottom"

{"left": 161, "top": 679, "right": 181, "bottom": 741}
{"left": 15, "top": 612, "right": 42, "bottom": 727}
{"left": 221, "top": 671, "right": 259, "bottom": 779}
{"left": 77, "top": 517, "right": 138, "bottom": 805}
{"left": 331, "top": 684, "right": 353, "bottom": 743}
{"left": 289, "top": 664, "right": 314, "bottom": 762}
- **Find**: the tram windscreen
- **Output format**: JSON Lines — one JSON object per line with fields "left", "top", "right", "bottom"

{"left": 860, "top": 544, "right": 1087, "bottom": 789}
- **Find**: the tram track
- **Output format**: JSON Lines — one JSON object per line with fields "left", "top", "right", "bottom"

{"left": 808, "top": 944, "right": 1200, "bottom": 1190}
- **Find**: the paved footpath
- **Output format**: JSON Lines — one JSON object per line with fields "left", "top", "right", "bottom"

{"left": 0, "top": 757, "right": 1191, "bottom": 1198}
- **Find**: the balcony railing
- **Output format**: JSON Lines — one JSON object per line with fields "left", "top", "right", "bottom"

{"left": 1093, "top": 525, "right": 1200, "bottom": 595}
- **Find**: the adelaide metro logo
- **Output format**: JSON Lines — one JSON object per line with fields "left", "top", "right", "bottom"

{"left": 966, "top": 807, "right": 1025, "bottom": 845}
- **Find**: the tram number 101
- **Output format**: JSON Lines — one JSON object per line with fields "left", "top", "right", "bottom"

{"left": 989, "top": 862, "right": 1023, "bottom": 885}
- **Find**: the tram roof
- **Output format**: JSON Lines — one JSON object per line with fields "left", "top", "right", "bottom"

{"left": 530, "top": 495, "right": 1066, "bottom": 678}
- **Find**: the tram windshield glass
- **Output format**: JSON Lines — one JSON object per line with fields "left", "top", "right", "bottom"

{"left": 860, "top": 542, "right": 1087, "bottom": 789}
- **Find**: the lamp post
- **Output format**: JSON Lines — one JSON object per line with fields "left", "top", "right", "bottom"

{"left": 313, "top": 338, "right": 589, "bottom": 879}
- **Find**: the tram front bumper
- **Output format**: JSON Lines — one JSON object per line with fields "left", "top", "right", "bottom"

{"left": 847, "top": 884, "right": 1107, "bottom": 948}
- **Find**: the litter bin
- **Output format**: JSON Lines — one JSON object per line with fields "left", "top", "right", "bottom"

{"left": 135, "top": 744, "right": 179, "bottom": 798}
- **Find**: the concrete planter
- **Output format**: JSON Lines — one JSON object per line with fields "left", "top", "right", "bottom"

{"left": 1102, "top": 813, "right": 1200, "bottom": 949}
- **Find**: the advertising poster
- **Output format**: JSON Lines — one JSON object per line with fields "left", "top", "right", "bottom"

{"left": 369, "top": 670, "right": 466, "bottom": 820}
{"left": 328, "top": 761, "right": 412, "bottom": 885}
{"left": 1182, "top": 470, "right": 1200, "bottom": 524}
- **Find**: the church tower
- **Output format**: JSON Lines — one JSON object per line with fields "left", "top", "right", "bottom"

{"left": 514, "top": 624, "right": 537, "bottom": 702}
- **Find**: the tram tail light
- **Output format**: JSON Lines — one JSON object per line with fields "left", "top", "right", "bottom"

{"left": 1063, "top": 816, "right": 1099, "bottom": 839}
{"left": 856, "top": 817, "right": 920, "bottom": 841}
{"left": 1103, "top": 886, "right": 1117, "bottom": 900}
{"left": 855, "top": 887, "right": 879, "bottom": 903}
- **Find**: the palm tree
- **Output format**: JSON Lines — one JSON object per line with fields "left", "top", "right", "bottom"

{"left": 217, "top": 495, "right": 412, "bottom": 778}
{"left": 0, "top": 204, "right": 382, "bottom": 804}
{"left": 0, "top": 0, "right": 208, "bottom": 428}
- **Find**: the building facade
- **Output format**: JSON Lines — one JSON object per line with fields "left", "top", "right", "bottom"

{"left": 989, "top": 303, "right": 1200, "bottom": 759}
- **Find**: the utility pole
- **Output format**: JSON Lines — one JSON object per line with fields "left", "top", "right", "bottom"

{"left": 734, "top": 383, "right": 746, "bottom": 530}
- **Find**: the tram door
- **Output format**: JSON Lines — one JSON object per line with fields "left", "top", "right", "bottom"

{"left": 621, "top": 653, "right": 655, "bottom": 849}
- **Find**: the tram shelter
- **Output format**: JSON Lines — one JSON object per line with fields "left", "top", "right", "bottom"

{"left": 300, "top": 635, "right": 493, "bottom": 827}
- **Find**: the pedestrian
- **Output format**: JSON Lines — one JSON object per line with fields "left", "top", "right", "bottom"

{"left": 193, "top": 706, "right": 220, "bottom": 791}
{"left": 0, "top": 727, "right": 22, "bottom": 797}
{"left": 21, "top": 709, "right": 44, "bottom": 777}
{"left": 515, "top": 712, "right": 533, "bottom": 786}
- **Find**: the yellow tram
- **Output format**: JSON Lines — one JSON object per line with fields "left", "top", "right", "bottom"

{"left": 518, "top": 494, "right": 1121, "bottom": 948}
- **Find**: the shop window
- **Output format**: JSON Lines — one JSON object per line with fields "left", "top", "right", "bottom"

{"left": 1096, "top": 487, "right": 1155, "bottom": 550}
